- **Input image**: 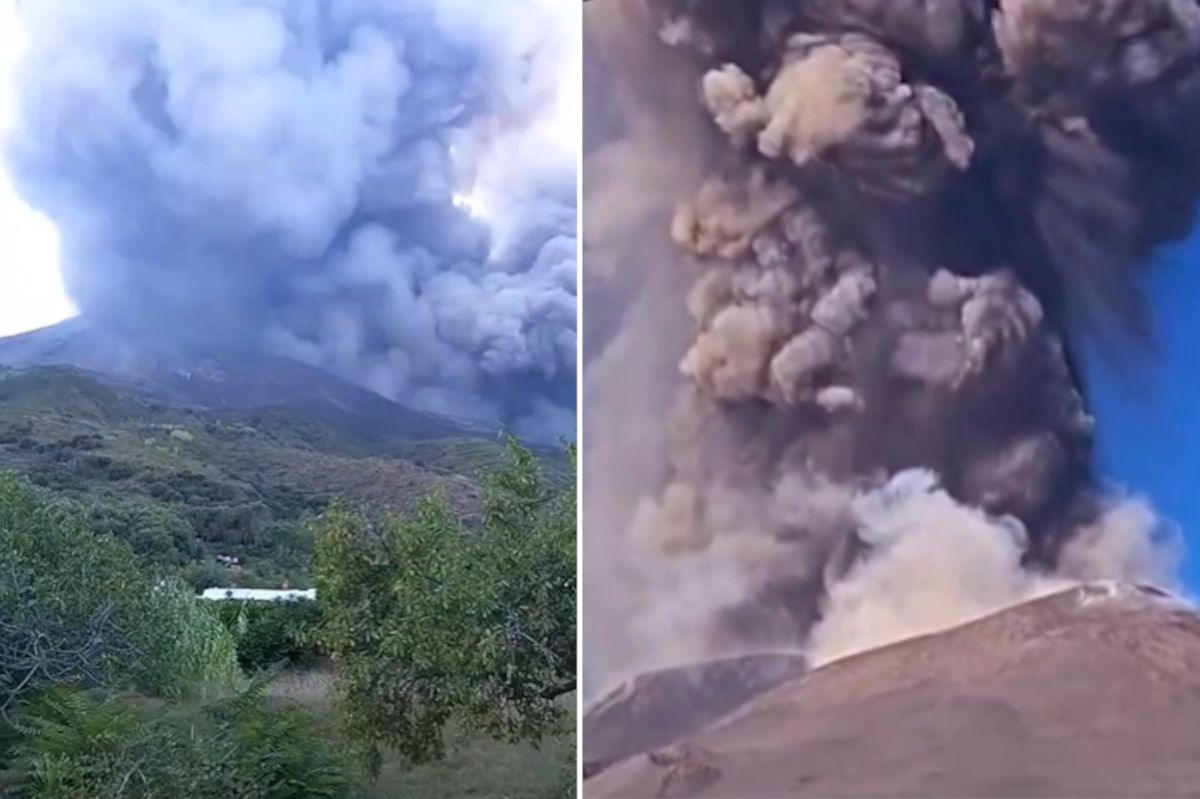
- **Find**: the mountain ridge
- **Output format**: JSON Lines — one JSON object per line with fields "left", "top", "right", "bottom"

{"left": 0, "top": 327, "right": 568, "bottom": 591}
{"left": 586, "top": 582, "right": 1200, "bottom": 798}
{"left": 0, "top": 318, "right": 492, "bottom": 441}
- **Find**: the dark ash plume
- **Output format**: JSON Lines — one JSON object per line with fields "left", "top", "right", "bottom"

{"left": 583, "top": 0, "right": 1196, "bottom": 694}
{"left": 6, "top": 0, "right": 577, "bottom": 441}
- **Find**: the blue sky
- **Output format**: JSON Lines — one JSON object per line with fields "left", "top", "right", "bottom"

{"left": 1083, "top": 230, "right": 1200, "bottom": 590}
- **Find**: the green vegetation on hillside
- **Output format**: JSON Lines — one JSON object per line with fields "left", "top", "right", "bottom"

{"left": 0, "top": 367, "right": 565, "bottom": 589}
{"left": 0, "top": 368, "right": 576, "bottom": 798}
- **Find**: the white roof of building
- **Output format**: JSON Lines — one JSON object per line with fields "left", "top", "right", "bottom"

{"left": 199, "top": 588, "right": 316, "bottom": 602}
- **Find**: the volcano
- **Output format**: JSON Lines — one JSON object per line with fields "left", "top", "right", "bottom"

{"left": 585, "top": 583, "right": 1200, "bottom": 798}
{"left": 0, "top": 318, "right": 490, "bottom": 442}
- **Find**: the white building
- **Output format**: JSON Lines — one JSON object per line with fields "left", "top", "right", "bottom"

{"left": 199, "top": 587, "right": 316, "bottom": 602}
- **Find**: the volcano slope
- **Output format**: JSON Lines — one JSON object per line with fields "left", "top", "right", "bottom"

{"left": 583, "top": 653, "right": 809, "bottom": 778}
{"left": 585, "top": 583, "right": 1200, "bottom": 798}
{"left": 0, "top": 356, "right": 568, "bottom": 588}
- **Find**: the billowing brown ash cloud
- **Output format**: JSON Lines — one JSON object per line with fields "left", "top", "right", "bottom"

{"left": 6, "top": 0, "right": 577, "bottom": 440}
{"left": 583, "top": 0, "right": 1200, "bottom": 695}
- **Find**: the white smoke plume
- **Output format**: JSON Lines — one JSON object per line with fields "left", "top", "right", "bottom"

{"left": 808, "top": 471, "right": 1181, "bottom": 667}
{"left": 5, "top": 0, "right": 578, "bottom": 440}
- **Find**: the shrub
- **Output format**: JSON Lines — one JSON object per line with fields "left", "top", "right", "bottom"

{"left": 138, "top": 583, "right": 239, "bottom": 697}
{"left": 215, "top": 683, "right": 351, "bottom": 798}
{"left": 0, "top": 474, "right": 238, "bottom": 713}
{"left": 82, "top": 497, "right": 198, "bottom": 568}
{"left": 4, "top": 684, "right": 352, "bottom": 799}
{"left": 180, "top": 560, "right": 229, "bottom": 591}
{"left": 215, "top": 601, "right": 323, "bottom": 673}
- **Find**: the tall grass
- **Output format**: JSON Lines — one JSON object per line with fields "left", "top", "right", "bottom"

{"left": 140, "top": 582, "right": 240, "bottom": 697}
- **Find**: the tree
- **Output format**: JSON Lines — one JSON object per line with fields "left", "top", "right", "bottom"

{"left": 214, "top": 600, "right": 323, "bottom": 673}
{"left": 0, "top": 474, "right": 238, "bottom": 717}
{"left": 313, "top": 438, "right": 576, "bottom": 765}
{"left": 81, "top": 496, "right": 198, "bottom": 569}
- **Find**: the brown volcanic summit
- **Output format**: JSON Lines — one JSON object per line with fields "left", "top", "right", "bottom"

{"left": 585, "top": 583, "right": 1200, "bottom": 798}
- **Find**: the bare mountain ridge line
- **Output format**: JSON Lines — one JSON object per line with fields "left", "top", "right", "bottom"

{"left": 0, "top": 319, "right": 492, "bottom": 440}
{"left": 586, "top": 582, "right": 1200, "bottom": 798}
{"left": 583, "top": 652, "right": 810, "bottom": 778}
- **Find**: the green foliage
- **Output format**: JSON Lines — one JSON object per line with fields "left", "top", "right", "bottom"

{"left": 0, "top": 370, "right": 133, "bottom": 423}
{"left": 214, "top": 601, "right": 324, "bottom": 673}
{"left": 82, "top": 497, "right": 199, "bottom": 569}
{"left": 0, "top": 474, "right": 238, "bottom": 714}
{"left": 4, "top": 684, "right": 352, "bottom": 799}
{"left": 179, "top": 561, "right": 230, "bottom": 592}
{"left": 211, "top": 681, "right": 353, "bottom": 799}
{"left": 313, "top": 437, "right": 576, "bottom": 765}
{"left": 367, "top": 713, "right": 577, "bottom": 799}
{"left": 0, "top": 366, "right": 550, "bottom": 593}
{"left": 139, "top": 584, "right": 240, "bottom": 697}
{"left": 0, "top": 367, "right": 573, "bottom": 794}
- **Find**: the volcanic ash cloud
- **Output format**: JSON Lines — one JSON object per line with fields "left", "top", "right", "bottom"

{"left": 6, "top": 0, "right": 578, "bottom": 440}
{"left": 582, "top": 0, "right": 1198, "bottom": 695}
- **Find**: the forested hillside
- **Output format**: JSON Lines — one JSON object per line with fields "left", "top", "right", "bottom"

{"left": 0, "top": 365, "right": 575, "bottom": 798}
{"left": 0, "top": 365, "right": 564, "bottom": 588}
